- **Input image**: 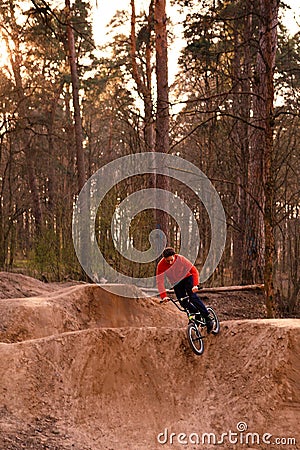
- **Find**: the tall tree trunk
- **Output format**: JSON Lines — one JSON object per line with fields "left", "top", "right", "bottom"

{"left": 65, "top": 0, "right": 86, "bottom": 192}
{"left": 232, "top": 14, "right": 248, "bottom": 283}
{"left": 232, "top": 2, "right": 253, "bottom": 284}
{"left": 47, "top": 80, "right": 65, "bottom": 229}
{"left": 261, "top": 0, "right": 279, "bottom": 317}
{"left": 154, "top": 0, "right": 170, "bottom": 243}
{"left": 247, "top": 1, "right": 265, "bottom": 285}
{"left": 145, "top": 0, "right": 155, "bottom": 155}
{"left": 240, "top": 3, "right": 253, "bottom": 284}
{"left": 65, "top": 0, "right": 89, "bottom": 279}
{"left": 130, "top": 0, "right": 155, "bottom": 156}
{"left": 130, "top": 0, "right": 157, "bottom": 263}
{"left": 251, "top": 0, "right": 279, "bottom": 316}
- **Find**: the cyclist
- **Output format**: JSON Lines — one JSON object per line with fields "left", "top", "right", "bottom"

{"left": 156, "top": 247, "right": 213, "bottom": 333}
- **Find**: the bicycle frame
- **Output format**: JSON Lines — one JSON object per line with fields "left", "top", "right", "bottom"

{"left": 167, "top": 295, "right": 207, "bottom": 327}
{"left": 161, "top": 292, "right": 220, "bottom": 355}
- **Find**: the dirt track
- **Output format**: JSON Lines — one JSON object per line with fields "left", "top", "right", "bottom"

{"left": 0, "top": 273, "right": 299, "bottom": 450}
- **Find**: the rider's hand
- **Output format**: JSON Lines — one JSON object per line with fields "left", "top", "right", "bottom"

{"left": 192, "top": 286, "right": 198, "bottom": 293}
{"left": 160, "top": 297, "right": 171, "bottom": 304}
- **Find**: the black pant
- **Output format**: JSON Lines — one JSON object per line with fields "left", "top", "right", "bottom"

{"left": 173, "top": 275, "right": 209, "bottom": 318}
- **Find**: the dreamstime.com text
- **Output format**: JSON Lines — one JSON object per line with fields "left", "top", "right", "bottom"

{"left": 157, "top": 422, "right": 297, "bottom": 447}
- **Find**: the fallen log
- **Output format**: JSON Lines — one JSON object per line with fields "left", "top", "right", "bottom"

{"left": 142, "top": 284, "right": 264, "bottom": 296}
{"left": 198, "top": 284, "right": 264, "bottom": 294}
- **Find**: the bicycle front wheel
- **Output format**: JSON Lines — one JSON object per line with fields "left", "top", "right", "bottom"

{"left": 187, "top": 323, "right": 204, "bottom": 355}
{"left": 207, "top": 307, "right": 220, "bottom": 335}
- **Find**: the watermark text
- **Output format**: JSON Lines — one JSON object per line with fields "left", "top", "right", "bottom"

{"left": 157, "top": 422, "right": 297, "bottom": 446}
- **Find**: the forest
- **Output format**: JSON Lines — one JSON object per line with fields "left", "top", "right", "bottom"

{"left": 0, "top": 0, "right": 299, "bottom": 317}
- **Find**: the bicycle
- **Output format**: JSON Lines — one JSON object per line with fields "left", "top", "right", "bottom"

{"left": 160, "top": 290, "right": 220, "bottom": 355}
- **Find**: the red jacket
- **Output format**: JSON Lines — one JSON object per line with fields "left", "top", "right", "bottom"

{"left": 156, "top": 254, "right": 199, "bottom": 299}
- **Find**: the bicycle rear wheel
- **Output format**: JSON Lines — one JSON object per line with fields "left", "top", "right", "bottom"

{"left": 207, "top": 307, "right": 220, "bottom": 335}
{"left": 187, "top": 323, "right": 204, "bottom": 355}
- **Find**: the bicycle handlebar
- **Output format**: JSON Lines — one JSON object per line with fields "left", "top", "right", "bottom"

{"left": 166, "top": 285, "right": 202, "bottom": 295}
{"left": 160, "top": 286, "right": 208, "bottom": 312}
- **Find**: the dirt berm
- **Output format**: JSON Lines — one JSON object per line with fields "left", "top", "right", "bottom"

{"left": 0, "top": 278, "right": 299, "bottom": 450}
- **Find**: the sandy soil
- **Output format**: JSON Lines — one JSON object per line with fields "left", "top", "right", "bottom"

{"left": 0, "top": 272, "right": 299, "bottom": 450}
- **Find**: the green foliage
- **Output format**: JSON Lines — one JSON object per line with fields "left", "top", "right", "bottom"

{"left": 29, "top": 230, "right": 61, "bottom": 280}
{"left": 28, "top": 229, "right": 81, "bottom": 281}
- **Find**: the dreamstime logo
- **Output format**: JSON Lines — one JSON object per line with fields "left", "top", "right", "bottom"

{"left": 72, "top": 152, "right": 227, "bottom": 297}
{"left": 236, "top": 421, "right": 248, "bottom": 432}
{"left": 157, "top": 422, "right": 297, "bottom": 446}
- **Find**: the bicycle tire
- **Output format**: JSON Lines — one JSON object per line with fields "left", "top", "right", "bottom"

{"left": 187, "top": 323, "right": 204, "bottom": 355}
{"left": 207, "top": 307, "right": 220, "bottom": 335}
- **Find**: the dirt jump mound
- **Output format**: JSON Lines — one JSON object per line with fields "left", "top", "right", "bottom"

{"left": 0, "top": 277, "right": 299, "bottom": 449}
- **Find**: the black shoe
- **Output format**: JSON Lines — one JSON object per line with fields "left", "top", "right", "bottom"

{"left": 206, "top": 319, "right": 213, "bottom": 334}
